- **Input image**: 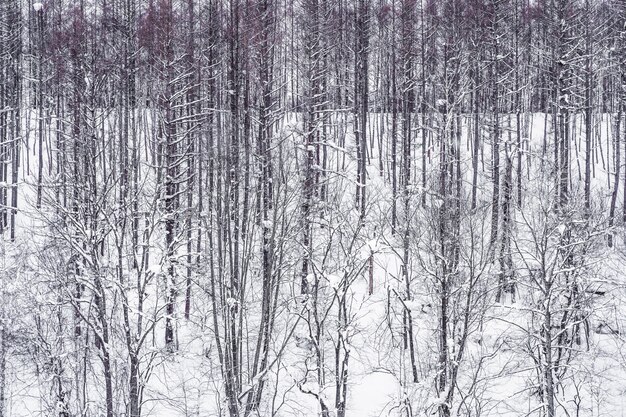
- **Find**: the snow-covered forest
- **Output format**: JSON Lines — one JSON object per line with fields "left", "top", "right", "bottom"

{"left": 1, "top": 0, "right": 626, "bottom": 416}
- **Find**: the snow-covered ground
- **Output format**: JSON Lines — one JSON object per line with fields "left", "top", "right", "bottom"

{"left": 2, "top": 110, "right": 626, "bottom": 417}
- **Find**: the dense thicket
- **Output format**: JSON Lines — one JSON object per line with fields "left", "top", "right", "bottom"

{"left": 1, "top": 1, "right": 626, "bottom": 417}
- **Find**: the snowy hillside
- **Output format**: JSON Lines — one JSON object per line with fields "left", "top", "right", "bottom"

{"left": 1, "top": 1, "right": 626, "bottom": 417}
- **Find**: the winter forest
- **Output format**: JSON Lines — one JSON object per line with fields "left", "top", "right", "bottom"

{"left": 3, "top": 0, "right": 626, "bottom": 416}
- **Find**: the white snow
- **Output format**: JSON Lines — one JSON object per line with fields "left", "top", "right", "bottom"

{"left": 324, "top": 273, "right": 341, "bottom": 289}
